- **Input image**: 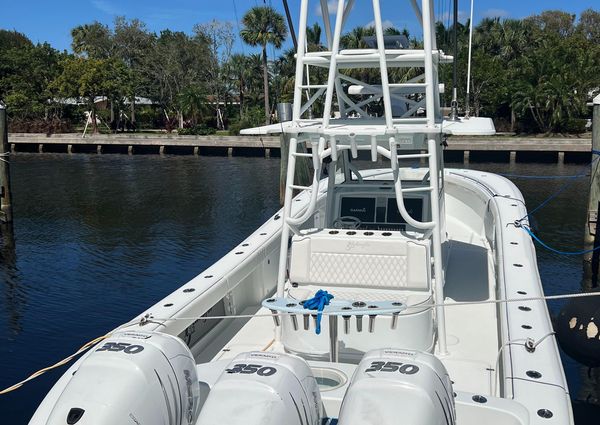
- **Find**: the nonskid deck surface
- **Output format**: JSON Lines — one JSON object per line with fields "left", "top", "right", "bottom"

{"left": 439, "top": 237, "right": 498, "bottom": 395}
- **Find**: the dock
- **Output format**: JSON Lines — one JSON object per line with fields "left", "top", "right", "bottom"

{"left": 7, "top": 133, "right": 593, "bottom": 163}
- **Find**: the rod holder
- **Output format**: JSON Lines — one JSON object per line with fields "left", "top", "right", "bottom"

{"left": 303, "top": 314, "right": 310, "bottom": 330}
{"left": 270, "top": 310, "right": 280, "bottom": 327}
{"left": 330, "top": 135, "right": 338, "bottom": 162}
{"left": 356, "top": 315, "right": 363, "bottom": 332}
{"left": 341, "top": 307, "right": 352, "bottom": 334}
{"left": 311, "top": 314, "right": 318, "bottom": 328}
{"left": 290, "top": 314, "right": 299, "bottom": 331}
{"left": 368, "top": 315, "right": 377, "bottom": 333}
{"left": 349, "top": 133, "right": 358, "bottom": 158}
{"left": 329, "top": 315, "right": 339, "bottom": 362}
{"left": 310, "top": 140, "right": 320, "bottom": 170}
{"left": 391, "top": 312, "right": 399, "bottom": 330}
{"left": 370, "top": 135, "right": 378, "bottom": 162}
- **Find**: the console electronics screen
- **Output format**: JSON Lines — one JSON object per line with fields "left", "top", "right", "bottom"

{"left": 340, "top": 197, "right": 376, "bottom": 222}
{"left": 386, "top": 198, "right": 424, "bottom": 223}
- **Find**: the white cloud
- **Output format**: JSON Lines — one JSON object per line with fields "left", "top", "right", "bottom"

{"left": 364, "top": 19, "right": 395, "bottom": 30}
{"left": 482, "top": 8, "right": 510, "bottom": 19}
{"left": 91, "top": 0, "right": 120, "bottom": 15}
{"left": 436, "top": 10, "right": 469, "bottom": 24}
{"left": 315, "top": 1, "right": 338, "bottom": 17}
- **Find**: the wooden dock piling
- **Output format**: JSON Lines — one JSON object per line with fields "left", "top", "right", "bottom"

{"left": 584, "top": 94, "right": 600, "bottom": 278}
{"left": 0, "top": 103, "right": 14, "bottom": 225}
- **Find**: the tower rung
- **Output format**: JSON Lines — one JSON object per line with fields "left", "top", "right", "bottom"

{"left": 395, "top": 153, "right": 431, "bottom": 159}
{"left": 290, "top": 185, "right": 311, "bottom": 191}
{"left": 298, "top": 84, "right": 327, "bottom": 89}
{"left": 292, "top": 152, "right": 313, "bottom": 157}
{"left": 401, "top": 186, "right": 434, "bottom": 193}
{"left": 388, "top": 83, "right": 427, "bottom": 88}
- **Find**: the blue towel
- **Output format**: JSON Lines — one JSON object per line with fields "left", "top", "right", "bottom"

{"left": 302, "top": 290, "right": 334, "bottom": 334}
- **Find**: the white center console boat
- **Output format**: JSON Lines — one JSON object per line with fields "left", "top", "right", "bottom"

{"left": 30, "top": 1, "right": 572, "bottom": 424}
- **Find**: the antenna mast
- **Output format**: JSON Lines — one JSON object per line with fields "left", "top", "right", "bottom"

{"left": 449, "top": 0, "right": 460, "bottom": 121}
{"left": 465, "top": 0, "right": 474, "bottom": 118}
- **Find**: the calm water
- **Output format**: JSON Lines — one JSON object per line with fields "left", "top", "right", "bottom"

{"left": 0, "top": 153, "right": 598, "bottom": 423}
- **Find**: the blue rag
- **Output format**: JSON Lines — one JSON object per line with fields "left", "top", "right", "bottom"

{"left": 302, "top": 289, "right": 334, "bottom": 334}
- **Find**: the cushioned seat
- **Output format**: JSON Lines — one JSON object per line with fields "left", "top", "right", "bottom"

{"left": 281, "top": 229, "right": 436, "bottom": 360}
{"left": 290, "top": 229, "right": 431, "bottom": 291}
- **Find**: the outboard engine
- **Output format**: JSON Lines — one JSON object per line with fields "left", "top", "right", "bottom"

{"left": 42, "top": 331, "right": 201, "bottom": 425}
{"left": 338, "top": 348, "right": 455, "bottom": 425}
{"left": 196, "top": 351, "right": 323, "bottom": 425}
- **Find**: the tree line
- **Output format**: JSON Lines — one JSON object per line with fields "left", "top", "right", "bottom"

{"left": 437, "top": 9, "right": 600, "bottom": 133}
{"left": 0, "top": 7, "right": 598, "bottom": 134}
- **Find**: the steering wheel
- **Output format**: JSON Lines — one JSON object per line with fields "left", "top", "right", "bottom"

{"left": 333, "top": 216, "right": 362, "bottom": 229}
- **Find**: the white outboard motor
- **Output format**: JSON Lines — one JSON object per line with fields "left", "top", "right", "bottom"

{"left": 338, "top": 348, "right": 455, "bottom": 425}
{"left": 42, "top": 331, "right": 201, "bottom": 425}
{"left": 196, "top": 351, "right": 323, "bottom": 425}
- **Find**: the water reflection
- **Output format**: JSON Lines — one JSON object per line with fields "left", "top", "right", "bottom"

{"left": 1, "top": 222, "right": 20, "bottom": 336}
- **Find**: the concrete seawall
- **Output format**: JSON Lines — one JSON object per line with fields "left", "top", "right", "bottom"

{"left": 7, "top": 133, "right": 592, "bottom": 163}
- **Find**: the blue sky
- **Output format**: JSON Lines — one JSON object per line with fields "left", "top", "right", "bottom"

{"left": 1, "top": 0, "right": 598, "bottom": 54}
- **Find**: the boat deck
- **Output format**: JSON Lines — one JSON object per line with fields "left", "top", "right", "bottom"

{"left": 439, "top": 235, "right": 498, "bottom": 395}
{"left": 197, "top": 224, "right": 499, "bottom": 397}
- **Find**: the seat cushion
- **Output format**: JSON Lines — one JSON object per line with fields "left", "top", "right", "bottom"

{"left": 289, "top": 230, "right": 431, "bottom": 290}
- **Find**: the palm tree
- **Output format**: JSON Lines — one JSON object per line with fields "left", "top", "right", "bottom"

{"left": 306, "top": 23, "right": 324, "bottom": 51}
{"left": 227, "top": 54, "right": 250, "bottom": 116}
{"left": 240, "top": 6, "right": 287, "bottom": 124}
{"left": 178, "top": 84, "right": 206, "bottom": 126}
{"left": 341, "top": 26, "right": 371, "bottom": 49}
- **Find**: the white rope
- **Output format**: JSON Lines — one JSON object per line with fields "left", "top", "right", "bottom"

{"left": 140, "top": 290, "right": 600, "bottom": 323}
{"left": 2, "top": 291, "right": 597, "bottom": 395}
{"left": 492, "top": 331, "right": 555, "bottom": 397}
{"left": 0, "top": 319, "right": 142, "bottom": 395}
{"left": 493, "top": 339, "right": 526, "bottom": 397}
{"left": 0, "top": 334, "right": 110, "bottom": 394}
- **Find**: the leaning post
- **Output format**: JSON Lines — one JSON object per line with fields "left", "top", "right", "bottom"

{"left": 583, "top": 94, "right": 600, "bottom": 282}
{"left": 0, "top": 102, "right": 13, "bottom": 223}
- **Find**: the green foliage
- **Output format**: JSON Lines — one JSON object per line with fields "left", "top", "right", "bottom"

{"left": 2, "top": 9, "right": 599, "bottom": 135}
{"left": 51, "top": 56, "right": 130, "bottom": 132}
{"left": 146, "top": 29, "right": 212, "bottom": 128}
{"left": 240, "top": 6, "right": 287, "bottom": 49}
{"left": 240, "top": 6, "right": 287, "bottom": 124}
{"left": 193, "top": 21, "right": 234, "bottom": 129}
{"left": 0, "top": 31, "right": 66, "bottom": 127}
{"left": 0, "top": 29, "right": 33, "bottom": 50}
{"left": 71, "top": 22, "right": 113, "bottom": 59}
{"left": 437, "top": 10, "right": 600, "bottom": 133}
{"left": 177, "top": 124, "right": 216, "bottom": 135}
{"left": 228, "top": 106, "right": 265, "bottom": 135}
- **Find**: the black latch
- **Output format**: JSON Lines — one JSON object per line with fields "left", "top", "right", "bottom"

{"left": 67, "top": 407, "right": 85, "bottom": 424}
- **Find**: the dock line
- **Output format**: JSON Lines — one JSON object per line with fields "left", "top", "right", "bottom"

{"left": 2, "top": 291, "right": 599, "bottom": 396}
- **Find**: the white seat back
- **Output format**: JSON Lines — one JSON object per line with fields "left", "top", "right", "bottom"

{"left": 289, "top": 230, "right": 431, "bottom": 290}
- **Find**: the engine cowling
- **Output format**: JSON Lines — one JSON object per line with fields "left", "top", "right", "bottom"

{"left": 338, "top": 348, "right": 455, "bottom": 425}
{"left": 196, "top": 351, "right": 323, "bottom": 425}
{"left": 43, "top": 331, "right": 201, "bottom": 425}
